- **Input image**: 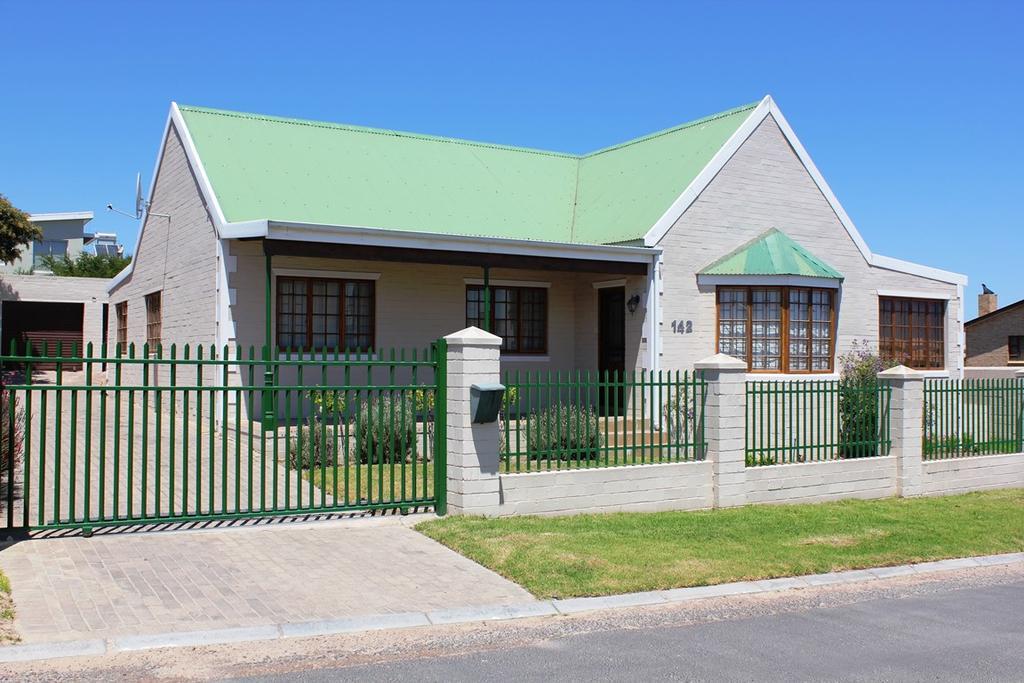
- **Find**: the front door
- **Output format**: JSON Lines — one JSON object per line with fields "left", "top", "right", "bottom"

{"left": 598, "top": 287, "right": 626, "bottom": 415}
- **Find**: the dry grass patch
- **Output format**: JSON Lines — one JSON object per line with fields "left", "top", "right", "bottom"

{"left": 418, "top": 489, "right": 1024, "bottom": 598}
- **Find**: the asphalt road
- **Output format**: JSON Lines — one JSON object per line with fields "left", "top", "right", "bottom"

{"left": 262, "top": 580, "right": 1024, "bottom": 682}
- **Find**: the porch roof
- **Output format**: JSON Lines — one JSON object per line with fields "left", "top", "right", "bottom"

{"left": 698, "top": 228, "right": 844, "bottom": 280}
{"left": 177, "top": 102, "right": 757, "bottom": 246}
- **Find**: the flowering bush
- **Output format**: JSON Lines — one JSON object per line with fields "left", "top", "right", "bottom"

{"left": 837, "top": 340, "right": 896, "bottom": 458}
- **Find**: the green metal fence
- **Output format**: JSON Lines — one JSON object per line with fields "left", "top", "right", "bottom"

{"left": 745, "top": 380, "right": 892, "bottom": 466}
{"left": 499, "top": 370, "right": 706, "bottom": 472}
{"left": 923, "top": 378, "right": 1024, "bottom": 459}
{"left": 0, "top": 340, "right": 447, "bottom": 532}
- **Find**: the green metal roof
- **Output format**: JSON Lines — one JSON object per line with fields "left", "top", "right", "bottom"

{"left": 699, "top": 228, "right": 844, "bottom": 279}
{"left": 177, "top": 102, "right": 757, "bottom": 245}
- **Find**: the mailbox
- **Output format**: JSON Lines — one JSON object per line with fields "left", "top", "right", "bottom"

{"left": 470, "top": 383, "right": 506, "bottom": 424}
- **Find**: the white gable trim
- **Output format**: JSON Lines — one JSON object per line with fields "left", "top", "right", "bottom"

{"left": 108, "top": 103, "right": 263, "bottom": 294}
{"left": 107, "top": 108, "right": 174, "bottom": 293}
{"left": 643, "top": 97, "right": 770, "bottom": 249}
{"left": 643, "top": 96, "right": 967, "bottom": 287}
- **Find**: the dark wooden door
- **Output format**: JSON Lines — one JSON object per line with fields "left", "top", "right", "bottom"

{"left": 598, "top": 287, "right": 626, "bottom": 415}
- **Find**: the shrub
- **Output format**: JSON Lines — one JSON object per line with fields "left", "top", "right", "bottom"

{"left": 1, "top": 390, "right": 24, "bottom": 504}
{"left": 355, "top": 393, "right": 417, "bottom": 464}
{"left": 305, "top": 388, "right": 346, "bottom": 417}
{"left": 525, "top": 403, "right": 601, "bottom": 463}
{"left": 287, "top": 415, "right": 337, "bottom": 470}
{"left": 837, "top": 340, "right": 896, "bottom": 458}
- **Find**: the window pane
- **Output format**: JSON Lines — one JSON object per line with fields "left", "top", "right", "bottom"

{"left": 718, "top": 288, "right": 747, "bottom": 361}
{"left": 750, "top": 288, "right": 781, "bottom": 370}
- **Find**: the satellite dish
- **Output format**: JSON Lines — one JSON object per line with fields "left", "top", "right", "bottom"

{"left": 134, "top": 172, "right": 143, "bottom": 218}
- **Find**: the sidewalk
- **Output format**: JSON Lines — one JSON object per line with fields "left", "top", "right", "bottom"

{"left": 0, "top": 515, "right": 531, "bottom": 645}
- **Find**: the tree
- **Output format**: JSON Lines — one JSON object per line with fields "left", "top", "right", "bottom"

{"left": 39, "top": 252, "right": 132, "bottom": 278}
{"left": 0, "top": 194, "right": 42, "bottom": 264}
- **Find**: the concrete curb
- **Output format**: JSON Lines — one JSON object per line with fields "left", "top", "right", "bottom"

{"left": 3, "top": 551, "right": 1023, "bottom": 664}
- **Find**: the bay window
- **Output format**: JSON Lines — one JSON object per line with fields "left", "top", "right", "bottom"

{"left": 716, "top": 286, "right": 835, "bottom": 372}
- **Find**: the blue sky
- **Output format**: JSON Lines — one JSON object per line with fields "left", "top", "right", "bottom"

{"left": 1, "top": 0, "right": 1020, "bottom": 317}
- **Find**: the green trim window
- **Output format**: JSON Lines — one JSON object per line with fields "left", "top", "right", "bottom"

{"left": 277, "top": 276, "right": 375, "bottom": 352}
{"left": 466, "top": 285, "right": 547, "bottom": 354}
{"left": 879, "top": 297, "right": 945, "bottom": 370}
{"left": 716, "top": 286, "right": 835, "bottom": 373}
{"left": 1009, "top": 336, "right": 1023, "bottom": 362}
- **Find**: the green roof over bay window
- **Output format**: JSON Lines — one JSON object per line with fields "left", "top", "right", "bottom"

{"left": 177, "top": 102, "right": 758, "bottom": 246}
{"left": 699, "top": 228, "right": 844, "bottom": 280}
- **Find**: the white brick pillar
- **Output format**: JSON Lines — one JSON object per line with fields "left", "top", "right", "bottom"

{"left": 695, "top": 354, "right": 748, "bottom": 508}
{"left": 879, "top": 365, "right": 924, "bottom": 497}
{"left": 444, "top": 327, "right": 503, "bottom": 516}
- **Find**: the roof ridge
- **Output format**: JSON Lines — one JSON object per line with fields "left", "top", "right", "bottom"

{"left": 177, "top": 101, "right": 759, "bottom": 164}
{"left": 177, "top": 105, "right": 580, "bottom": 160}
{"left": 580, "top": 102, "right": 760, "bottom": 159}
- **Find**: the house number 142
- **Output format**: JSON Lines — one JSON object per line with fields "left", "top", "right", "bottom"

{"left": 671, "top": 320, "right": 693, "bottom": 334}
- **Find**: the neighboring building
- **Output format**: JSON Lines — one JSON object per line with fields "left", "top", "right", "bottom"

{"left": 0, "top": 211, "right": 93, "bottom": 274}
{"left": 0, "top": 211, "right": 117, "bottom": 365}
{"left": 108, "top": 96, "right": 967, "bottom": 396}
{"left": 965, "top": 288, "right": 1024, "bottom": 367}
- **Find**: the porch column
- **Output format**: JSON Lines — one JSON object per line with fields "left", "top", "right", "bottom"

{"left": 880, "top": 365, "right": 924, "bottom": 497}
{"left": 262, "top": 251, "right": 275, "bottom": 427}
{"left": 694, "top": 353, "right": 748, "bottom": 508}
{"left": 444, "top": 326, "right": 502, "bottom": 515}
{"left": 482, "top": 265, "right": 491, "bottom": 333}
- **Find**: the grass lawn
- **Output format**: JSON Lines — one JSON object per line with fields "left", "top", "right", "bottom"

{"left": 0, "top": 568, "right": 17, "bottom": 644}
{"left": 302, "top": 462, "right": 435, "bottom": 506}
{"left": 417, "top": 489, "right": 1024, "bottom": 598}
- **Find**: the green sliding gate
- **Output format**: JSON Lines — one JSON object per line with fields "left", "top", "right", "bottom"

{"left": 0, "top": 340, "right": 447, "bottom": 533}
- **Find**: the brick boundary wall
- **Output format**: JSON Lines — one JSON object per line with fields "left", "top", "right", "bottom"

{"left": 445, "top": 329, "right": 1024, "bottom": 517}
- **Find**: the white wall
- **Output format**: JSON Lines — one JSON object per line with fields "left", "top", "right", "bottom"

{"left": 922, "top": 454, "right": 1024, "bottom": 496}
{"left": 745, "top": 457, "right": 897, "bottom": 505}
{"left": 498, "top": 461, "right": 712, "bottom": 516}
{"left": 107, "top": 123, "right": 219, "bottom": 350}
{"left": 655, "top": 115, "right": 962, "bottom": 375}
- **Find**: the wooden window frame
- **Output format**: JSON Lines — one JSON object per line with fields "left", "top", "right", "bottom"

{"left": 466, "top": 285, "right": 548, "bottom": 355}
{"left": 878, "top": 296, "right": 945, "bottom": 370}
{"left": 144, "top": 292, "right": 161, "bottom": 348}
{"left": 275, "top": 276, "right": 376, "bottom": 352}
{"left": 715, "top": 285, "right": 836, "bottom": 374}
{"left": 115, "top": 301, "right": 128, "bottom": 348}
{"left": 1009, "top": 336, "right": 1023, "bottom": 362}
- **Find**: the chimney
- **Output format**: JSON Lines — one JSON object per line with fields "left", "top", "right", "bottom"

{"left": 979, "top": 288, "right": 998, "bottom": 317}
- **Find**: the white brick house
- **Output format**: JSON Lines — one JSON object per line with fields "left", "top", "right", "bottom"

{"left": 107, "top": 95, "right": 966, "bottom": 383}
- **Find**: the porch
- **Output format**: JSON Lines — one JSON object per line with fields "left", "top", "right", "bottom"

{"left": 224, "top": 237, "right": 658, "bottom": 407}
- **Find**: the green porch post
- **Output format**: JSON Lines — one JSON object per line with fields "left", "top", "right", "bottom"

{"left": 262, "top": 251, "right": 276, "bottom": 429}
{"left": 482, "top": 264, "right": 491, "bottom": 333}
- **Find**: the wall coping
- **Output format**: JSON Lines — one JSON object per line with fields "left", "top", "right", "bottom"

{"left": 444, "top": 326, "right": 502, "bottom": 347}
{"left": 878, "top": 364, "right": 924, "bottom": 380}
{"left": 694, "top": 353, "right": 748, "bottom": 371}
{"left": 500, "top": 460, "right": 710, "bottom": 479}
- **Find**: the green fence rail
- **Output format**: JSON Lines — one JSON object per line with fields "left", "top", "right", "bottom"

{"left": 499, "top": 370, "right": 706, "bottom": 472}
{"left": 923, "top": 378, "right": 1024, "bottom": 459}
{"left": 745, "top": 380, "right": 892, "bottom": 466}
{"left": 0, "top": 340, "right": 447, "bottom": 532}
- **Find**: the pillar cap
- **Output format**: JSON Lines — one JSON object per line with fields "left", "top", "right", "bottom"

{"left": 444, "top": 326, "right": 502, "bottom": 347}
{"left": 694, "top": 353, "right": 748, "bottom": 371}
{"left": 878, "top": 364, "right": 923, "bottom": 380}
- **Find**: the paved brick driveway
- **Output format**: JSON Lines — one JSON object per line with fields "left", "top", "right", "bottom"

{"left": 0, "top": 516, "right": 533, "bottom": 643}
